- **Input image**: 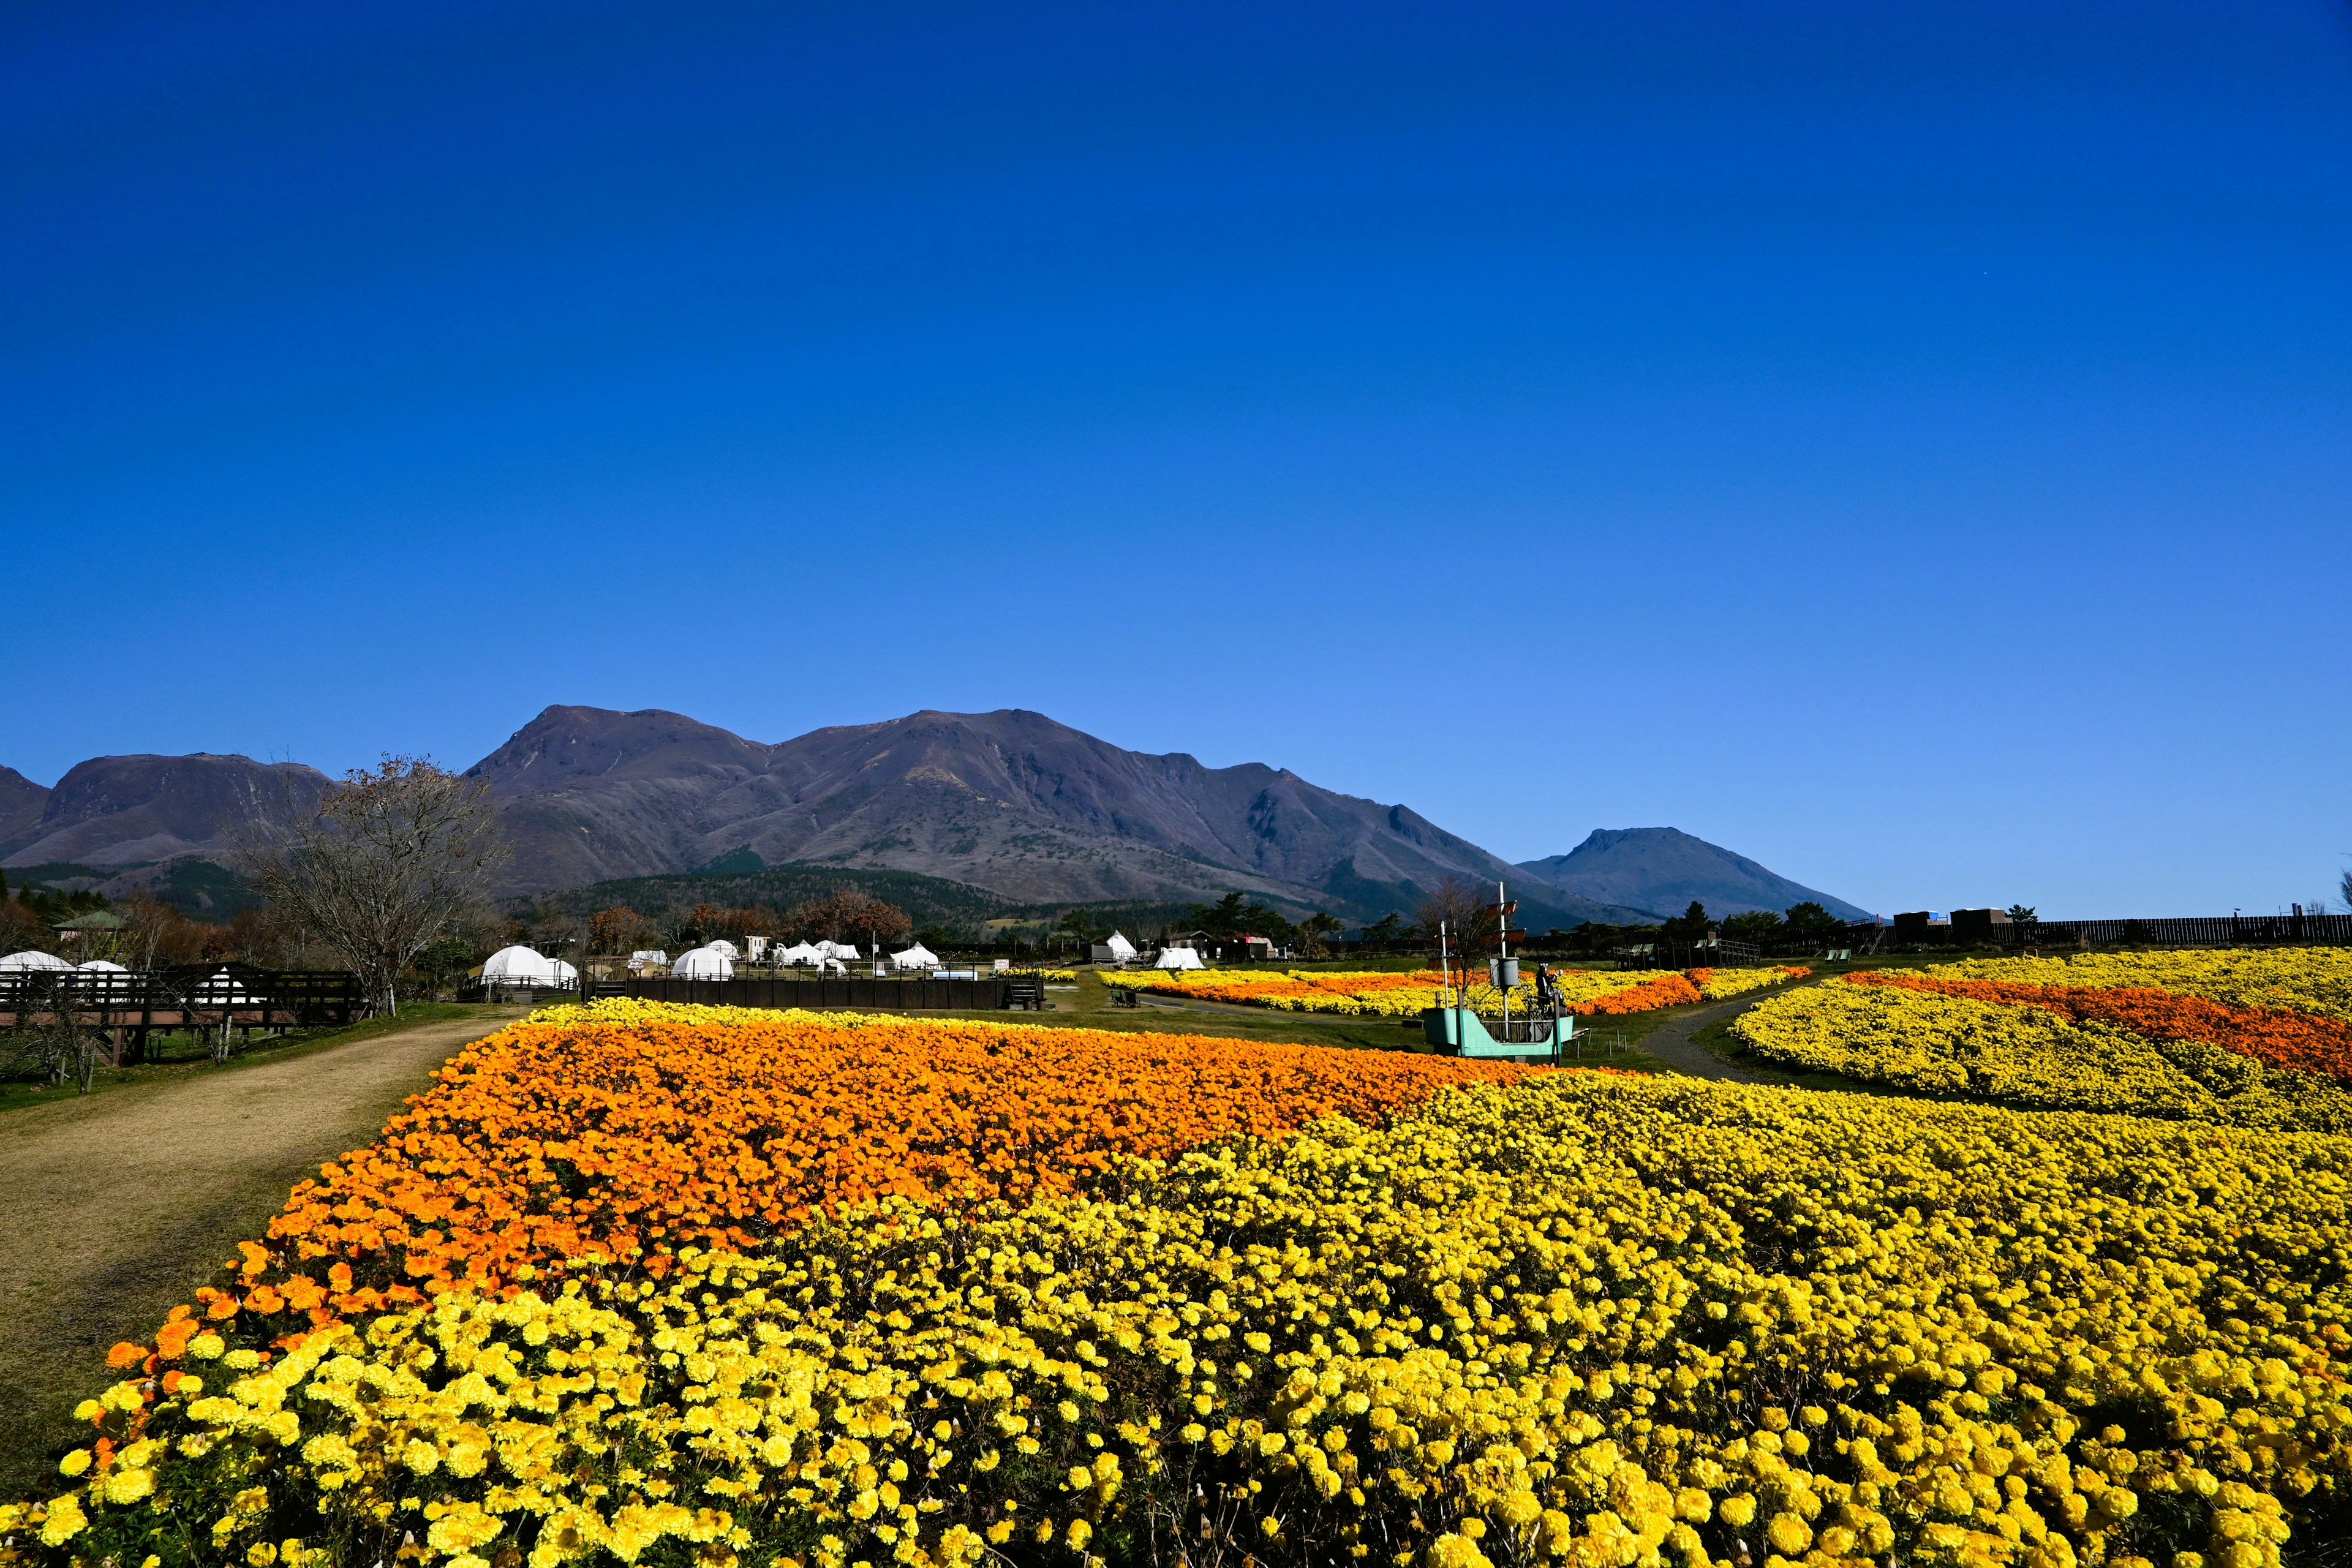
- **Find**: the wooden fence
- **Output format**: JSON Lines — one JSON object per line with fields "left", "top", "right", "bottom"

{"left": 608, "top": 976, "right": 1017, "bottom": 1010}
{"left": 0, "top": 965, "right": 363, "bottom": 1065}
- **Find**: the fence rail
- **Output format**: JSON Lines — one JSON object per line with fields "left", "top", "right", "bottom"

{"left": 612, "top": 976, "right": 1016, "bottom": 1011}
{"left": 0, "top": 965, "right": 363, "bottom": 1066}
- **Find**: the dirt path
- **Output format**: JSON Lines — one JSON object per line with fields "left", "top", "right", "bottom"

{"left": 0, "top": 1012, "right": 518, "bottom": 1498}
{"left": 1621, "top": 994, "right": 1801, "bottom": 1084}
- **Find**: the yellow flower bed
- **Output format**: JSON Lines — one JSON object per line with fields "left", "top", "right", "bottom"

{"left": 18, "top": 1071, "right": 2350, "bottom": 1568}
{"left": 1729, "top": 982, "right": 2352, "bottom": 1128}
{"left": 1925, "top": 949, "right": 2352, "bottom": 1022}
{"left": 1099, "top": 967, "right": 1684, "bottom": 1017}
{"left": 1690, "top": 966, "right": 1808, "bottom": 1001}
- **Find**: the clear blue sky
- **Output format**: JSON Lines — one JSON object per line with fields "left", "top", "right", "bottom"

{"left": 5, "top": 1, "right": 2348, "bottom": 918}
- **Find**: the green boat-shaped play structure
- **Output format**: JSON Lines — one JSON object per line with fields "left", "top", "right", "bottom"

{"left": 1418, "top": 881, "right": 1583, "bottom": 1064}
{"left": 1422, "top": 1000, "right": 1580, "bottom": 1063}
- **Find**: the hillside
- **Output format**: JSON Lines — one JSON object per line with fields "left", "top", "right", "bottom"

{"left": 467, "top": 706, "right": 1656, "bottom": 924}
{"left": 1515, "top": 827, "right": 1873, "bottom": 923}
{"left": 0, "top": 712, "right": 1875, "bottom": 930}
{"left": 0, "top": 755, "right": 330, "bottom": 869}
{"left": 535, "top": 862, "right": 1015, "bottom": 930}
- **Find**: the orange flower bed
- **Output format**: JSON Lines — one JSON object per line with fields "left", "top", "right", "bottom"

{"left": 1575, "top": 972, "right": 1703, "bottom": 1014}
{"left": 1847, "top": 971, "right": 2352, "bottom": 1080}
{"left": 157, "top": 1008, "right": 1534, "bottom": 1348}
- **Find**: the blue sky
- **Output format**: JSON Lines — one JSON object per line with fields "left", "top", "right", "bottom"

{"left": 4, "top": 0, "right": 2348, "bottom": 918}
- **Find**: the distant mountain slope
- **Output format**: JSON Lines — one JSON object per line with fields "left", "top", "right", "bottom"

{"left": 537, "top": 862, "right": 1016, "bottom": 930}
{"left": 470, "top": 706, "right": 1656, "bottom": 924}
{"left": 0, "top": 754, "right": 330, "bottom": 868}
{"left": 1515, "top": 827, "right": 1872, "bottom": 923}
{"left": 0, "top": 766, "right": 48, "bottom": 852}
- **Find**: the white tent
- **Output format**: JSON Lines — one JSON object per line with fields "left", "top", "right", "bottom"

{"left": 75, "top": 959, "right": 129, "bottom": 973}
{"left": 1104, "top": 930, "right": 1137, "bottom": 961}
{"left": 706, "top": 939, "right": 741, "bottom": 960}
{"left": 815, "top": 940, "right": 860, "bottom": 960}
{"left": 189, "top": 970, "right": 254, "bottom": 1003}
{"left": 0, "top": 951, "right": 72, "bottom": 972}
{"left": 1155, "top": 946, "right": 1205, "bottom": 970}
{"left": 671, "top": 947, "right": 733, "bottom": 979}
{"left": 549, "top": 960, "right": 578, "bottom": 985}
{"left": 483, "top": 944, "right": 558, "bottom": 983}
{"left": 891, "top": 943, "right": 940, "bottom": 971}
{"left": 775, "top": 941, "right": 824, "bottom": 967}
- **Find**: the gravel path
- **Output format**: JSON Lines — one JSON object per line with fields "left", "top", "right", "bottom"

{"left": 0, "top": 1011, "right": 516, "bottom": 1496}
{"left": 1631, "top": 993, "right": 1802, "bottom": 1084}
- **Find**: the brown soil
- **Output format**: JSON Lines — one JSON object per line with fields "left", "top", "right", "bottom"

{"left": 0, "top": 1011, "right": 521, "bottom": 1500}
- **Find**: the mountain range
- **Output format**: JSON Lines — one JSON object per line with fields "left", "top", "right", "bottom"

{"left": 0, "top": 706, "right": 1871, "bottom": 926}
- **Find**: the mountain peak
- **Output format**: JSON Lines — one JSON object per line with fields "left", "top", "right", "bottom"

{"left": 1516, "top": 826, "right": 1871, "bottom": 922}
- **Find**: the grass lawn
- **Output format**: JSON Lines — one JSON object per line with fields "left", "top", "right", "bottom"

{"left": 0, "top": 1001, "right": 502, "bottom": 1118}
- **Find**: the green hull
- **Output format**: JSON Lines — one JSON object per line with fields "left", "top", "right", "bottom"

{"left": 1422, "top": 1005, "right": 1576, "bottom": 1063}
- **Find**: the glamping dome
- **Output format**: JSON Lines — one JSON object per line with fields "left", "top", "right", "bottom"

{"left": 0, "top": 951, "right": 72, "bottom": 972}
{"left": 482, "top": 945, "right": 557, "bottom": 983}
{"left": 671, "top": 947, "right": 733, "bottom": 979}
{"left": 189, "top": 970, "right": 254, "bottom": 1003}
{"left": 705, "top": 940, "right": 740, "bottom": 960}
{"left": 74, "top": 960, "right": 129, "bottom": 973}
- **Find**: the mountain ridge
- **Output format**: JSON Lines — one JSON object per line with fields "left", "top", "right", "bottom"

{"left": 1, "top": 709, "right": 1868, "bottom": 927}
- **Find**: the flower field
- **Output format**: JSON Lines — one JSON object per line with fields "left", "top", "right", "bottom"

{"left": 1731, "top": 950, "right": 2352, "bottom": 1124}
{"left": 4, "top": 1001, "right": 2352, "bottom": 1568}
{"left": 10, "top": 999, "right": 2352, "bottom": 1568}
{"left": 1099, "top": 967, "right": 1805, "bottom": 1018}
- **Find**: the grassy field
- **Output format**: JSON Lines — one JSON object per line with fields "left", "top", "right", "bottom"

{"left": 0, "top": 1001, "right": 493, "bottom": 1118}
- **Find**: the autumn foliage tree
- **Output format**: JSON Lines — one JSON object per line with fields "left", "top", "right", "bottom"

{"left": 785, "top": 889, "right": 913, "bottom": 946}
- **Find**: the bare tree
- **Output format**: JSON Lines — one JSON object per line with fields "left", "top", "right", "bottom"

{"left": 1415, "top": 876, "right": 1497, "bottom": 958}
{"left": 237, "top": 756, "right": 507, "bottom": 1017}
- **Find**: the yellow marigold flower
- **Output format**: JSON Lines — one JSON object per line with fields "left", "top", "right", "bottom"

{"left": 39, "top": 1495, "right": 89, "bottom": 1547}
{"left": 57, "top": 1449, "right": 91, "bottom": 1477}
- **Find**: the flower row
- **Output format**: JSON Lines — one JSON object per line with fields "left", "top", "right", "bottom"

{"left": 22, "top": 1063, "right": 2351, "bottom": 1568}
{"left": 134, "top": 1001, "right": 1536, "bottom": 1331}
{"left": 1100, "top": 965, "right": 1804, "bottom": 1017}
{"left": 1732, "top": 976, "right": 2352, "bottom": 1126}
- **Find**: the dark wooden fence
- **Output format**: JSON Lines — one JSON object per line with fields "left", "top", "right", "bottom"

{"left": 610, "top": 976, "right": 1017, "bottom": 1010}
{"left": 0, "top": 965, "right": 363, "bottom": 1065}
{"left": 1959, "top": 913, "right": 2352, "bottom": 949}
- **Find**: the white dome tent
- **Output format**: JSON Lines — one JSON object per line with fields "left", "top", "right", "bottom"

{"left": 1155, "top": 946, "right": 1205, "bottom": 970}
{"left": 0, "top": 951, "right": 71, "bottom": 972}
{"left": 671, "top": 947, "right": 733, "bottom": 979}
{"left": 705, "top": 939, "right": 740, "bottom": 961}
{"left": 891, "top": 943, "right": 940, "bottom": 971}
{"left": 483, "top": 945, "right": 558, "bottom": 984}
{"left": 75, "top": 959, "right": 129, "bottom": 973}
